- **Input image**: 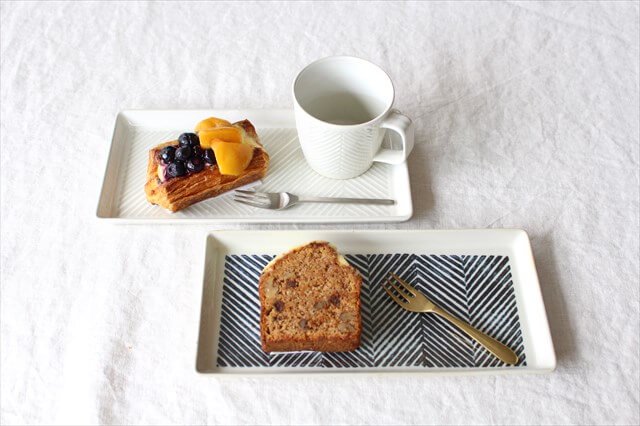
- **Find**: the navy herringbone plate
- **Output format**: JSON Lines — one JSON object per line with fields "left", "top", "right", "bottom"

{"left": 217, "top": 253, "right": 526, "bottom": 369}
{"left": 196, "top": 230, "right": 556, "bottom": 374}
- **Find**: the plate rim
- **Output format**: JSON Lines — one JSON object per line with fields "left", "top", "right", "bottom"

{"left": 95, "top": 109, "right": 413, "bottom": 223}
{"left": 195, "top": 228, "right": 557, "bottom": 376}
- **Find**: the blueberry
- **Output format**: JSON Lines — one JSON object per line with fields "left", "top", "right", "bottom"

{"left": 191, "top": 145, "right": 203, "bottom": 158}
{"left": 178, "top": 133, "right": 199, "bottom": 148}
{"left": 186, "top": 157, "right": 204, "bottom": 173}
{"left": 160, "top": 146, "right": 175, "bottom": 164}
{"left": 175, "top": 146, "right": 192, "bottom": 162}
{"left": 203, "top": 148, "right": 216, "bottom": 165}
{"left": 167, "top": 161, "right": 186, "bottom": 178}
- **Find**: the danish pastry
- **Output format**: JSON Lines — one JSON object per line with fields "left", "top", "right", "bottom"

{"left": 144, "top": 118, "right": 269, "bottom": 212}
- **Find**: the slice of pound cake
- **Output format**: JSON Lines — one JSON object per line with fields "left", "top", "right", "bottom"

{"left": 259, "top": 241, "right": 362, "bottom": 352}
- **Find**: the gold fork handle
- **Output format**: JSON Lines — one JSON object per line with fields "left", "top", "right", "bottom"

{"left": 432, "top": 306, "right": 519, "bottom": 365}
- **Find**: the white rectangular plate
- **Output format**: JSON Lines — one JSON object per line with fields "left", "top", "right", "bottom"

{"left": 196, "top": 229, "right": 556, "bottom": 375}
{"left": 96, "top": 109, "right": 412, "bottom": 223}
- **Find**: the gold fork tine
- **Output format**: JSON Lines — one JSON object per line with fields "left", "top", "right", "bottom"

{"left": 382, "top": 282, "right": 409, "bottom": 305}
{"left": 388, "top": 273, "right": 418, "bottom": 297}
{"left": 386, "top": 278, "right": 414, "bottom": 299}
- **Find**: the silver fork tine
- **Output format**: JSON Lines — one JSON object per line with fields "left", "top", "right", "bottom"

{"left": 234, "top": 190, "right": 269, "bottom": 200}
{"left": 388, "top": 273, "right": 418, "bottom": 297}
{"left": 235, "top": 189, "right": 265, "bottom": 196}
{"left": 233, "top": 198, "right": 270, "bottom": 209}
{"left": 383, "top": 282, "right": 409, "bottom": 305}
{"left": 234, "top": 194, "right": 268, "bottom": 203}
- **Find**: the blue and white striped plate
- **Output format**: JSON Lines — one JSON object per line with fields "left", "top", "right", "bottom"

{"left": 196, "top": 230, "right": 556, "bottom": 375}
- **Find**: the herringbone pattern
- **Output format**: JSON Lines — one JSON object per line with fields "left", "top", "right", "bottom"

{"left": 216, "top": 253, "right": 527, "bottom": 368}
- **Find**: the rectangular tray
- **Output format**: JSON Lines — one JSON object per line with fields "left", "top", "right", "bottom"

{"left": 96, "top": 109, "right": 412, "bottom": 223}
{"left": 196, "top": 229, "right": 556, "bottom": 375}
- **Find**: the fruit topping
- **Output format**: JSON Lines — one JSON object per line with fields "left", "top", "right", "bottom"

{"left": 154, "top": 116, "right": 256, "bottom": 183}
{"left": 195, "top": 117, "right": 232, "bottom": 133}
{"left": 191, "top": 145, "right": 203, "bottom": 158}
{"left": 160, "top": 146, "right": 176, "bottom": 164}
{"left": 178, "top": 132, "right": 199, "bottom": 148}
{"left": 186, "top": 157, "right": 204, "bottom": 173}
{"left": 199, "top": 127, "right": 242, "bottom": 148}
{"left": 175, "top": 146, "right": 192, "bottom": 162}
{"left": 167, "top": 161, "right": 187, "bottom": 178}
{"left": 211, "top": 140, "right": 254, "bottom": 176}
{"left": 203, "top": 148, "right": 216, "bottom": 165}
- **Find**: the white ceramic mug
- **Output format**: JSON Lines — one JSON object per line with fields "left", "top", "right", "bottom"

{"left": 293, "top": 56, "right": 414, "bottom": 179}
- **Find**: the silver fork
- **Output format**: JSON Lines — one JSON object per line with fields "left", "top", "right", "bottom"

{"left": 233, "top": 190, "right": 395, "bottom": 210}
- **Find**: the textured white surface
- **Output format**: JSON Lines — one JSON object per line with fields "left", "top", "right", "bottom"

{"left": 1, "top": 1, "right": 639, "bottom": 425}
{"left": 100, "top": 112, "right": 408, "bottom": 221}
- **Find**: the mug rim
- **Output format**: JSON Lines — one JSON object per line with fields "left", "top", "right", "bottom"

{"left": 292, "top": 55, "right": 395, "bottom": 128}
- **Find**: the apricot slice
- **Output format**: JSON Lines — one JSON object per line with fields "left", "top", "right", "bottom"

{"left": 199, "top": 127, "right": 243, "bottom": 148}
{"left": 195, "top": 117, "right": 232, "bottom": 133}
{"left": 211, "top": 140, "right": 254, "bottom": 176}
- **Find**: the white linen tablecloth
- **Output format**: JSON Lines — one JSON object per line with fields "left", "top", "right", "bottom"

{"left": 1, "top": 1, "right": 638, "bottom": 424}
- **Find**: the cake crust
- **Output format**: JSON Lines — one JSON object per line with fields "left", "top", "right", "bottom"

{"left": 144, "top": 120, "right": 269, "bottom": 212}
{"left": 259, "top": 241, "right": 362, "bottom": 352}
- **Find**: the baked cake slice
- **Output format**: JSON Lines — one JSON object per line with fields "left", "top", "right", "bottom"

{"left": 259, "top": 241, "right": 362, "bottom": 352}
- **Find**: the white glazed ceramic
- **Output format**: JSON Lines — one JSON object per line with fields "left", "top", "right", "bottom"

{"left": 195, "top": 229, "right": 556, "bottom": 375}
{"left": 293, "top": 56, "right": 415, "bottom": 179}
{"left": 96, "top": 109, "right": 412, "bottom": 223}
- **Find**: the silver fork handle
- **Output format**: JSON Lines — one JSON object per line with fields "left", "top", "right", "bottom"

{"left": 297, "top": 197, "right": 395, "bottom": 205}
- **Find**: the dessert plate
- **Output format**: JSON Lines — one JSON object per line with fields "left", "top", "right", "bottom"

{"left": 96, "top": 110, "right": 412, "bottom": 223}
{"left": 196, "top": 229, "right": 556, "bottom": 375}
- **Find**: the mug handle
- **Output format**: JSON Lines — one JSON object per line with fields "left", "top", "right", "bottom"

{"left": 373, "top": 109, "right": 415, "bottom": 164}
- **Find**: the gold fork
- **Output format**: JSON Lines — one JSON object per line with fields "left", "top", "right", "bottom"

{"left": 383, "top": 273, "right": 519, "bottom": 365}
